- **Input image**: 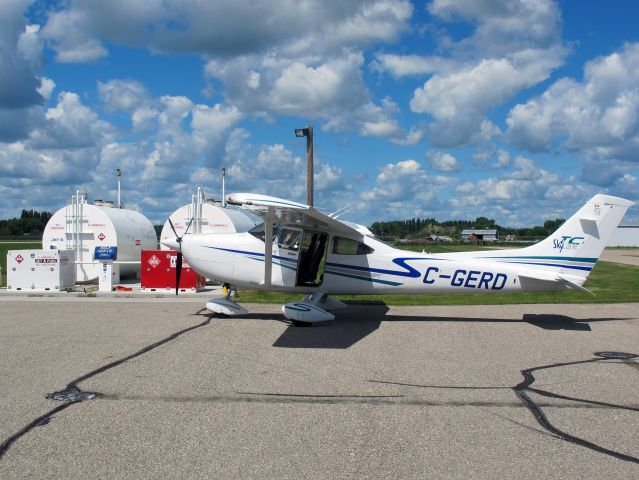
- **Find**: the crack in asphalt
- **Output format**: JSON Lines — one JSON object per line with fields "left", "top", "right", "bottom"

{"left": 513, "top": 352, "right": 638, "bottom": 464}
{"left": 0, "top": 315, "right": 212, "bottom": 460}
{"left": 373, "top": 352, "right": 638, "bottom": 464}
{"left": 78, "top": 392, "right": 639, "bottom": 409}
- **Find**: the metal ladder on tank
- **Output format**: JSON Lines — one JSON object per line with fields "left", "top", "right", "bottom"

{"left": 65, "top": 190, "right": 86, "bottom": 268}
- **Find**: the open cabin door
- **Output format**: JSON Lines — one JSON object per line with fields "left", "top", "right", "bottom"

{"left": 296, "top": 230, "right": 328, "bottom": 287}
{"left": 269, "top": 228, "right": 328, "bottom": 288}
{"left": 270, "top": 227, "right": 302, "bottom": 287}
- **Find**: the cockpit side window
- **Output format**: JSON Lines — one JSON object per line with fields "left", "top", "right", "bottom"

{"left": 332, "top": 236, "right": 374, "bottom": 255}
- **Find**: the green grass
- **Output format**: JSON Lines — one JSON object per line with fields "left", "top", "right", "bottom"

{"left": 1, "top": 241, "right": 42, "bottom": 287}
{"left": 235, "top": 260, "right": 639, "bottom": 306}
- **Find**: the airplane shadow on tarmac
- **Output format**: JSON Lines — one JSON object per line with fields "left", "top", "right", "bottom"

{"left": 269, "top": 303, "right": 631, "bottom": 349}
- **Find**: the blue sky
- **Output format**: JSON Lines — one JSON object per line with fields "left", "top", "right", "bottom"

{"left": 1, "top": 0, "right": 638, "bottom": 226}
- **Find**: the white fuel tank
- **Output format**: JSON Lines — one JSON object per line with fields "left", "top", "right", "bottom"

{"left": 160, "top": 202, "right": 257, "bottom": 249}
{"left": 43, "top": 201, "right": 157, "bottom": 282}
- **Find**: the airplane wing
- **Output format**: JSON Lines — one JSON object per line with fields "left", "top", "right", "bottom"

{"left": 225, "top": 193, "right": 364, "bottom": 237}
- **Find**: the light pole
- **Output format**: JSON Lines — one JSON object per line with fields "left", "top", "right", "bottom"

{"left": 116, "top": 168, "right": 122, "bottom": 208}
{"left": 295, "top": 125, "right": 314, "bottom": 207}
{"left": 221, "top": 167, "right": 226, "bottom": 207}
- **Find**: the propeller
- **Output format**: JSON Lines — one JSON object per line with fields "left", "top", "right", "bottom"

{"left": 167, "top": 216, "right": 194, "bottom": 295}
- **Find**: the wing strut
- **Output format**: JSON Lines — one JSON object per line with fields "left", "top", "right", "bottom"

{"left": 263, "top": 206, "right": 274, "bottom": 287}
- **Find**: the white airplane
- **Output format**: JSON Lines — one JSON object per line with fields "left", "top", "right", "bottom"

{"left": 162, "top": 193, "right": 632, "bottom": 326}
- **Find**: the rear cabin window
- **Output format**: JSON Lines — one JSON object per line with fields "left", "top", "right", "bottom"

{"left": 332, "top": 236, "right": 374, "bottom": 255}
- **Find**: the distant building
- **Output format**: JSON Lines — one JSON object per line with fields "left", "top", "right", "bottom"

{"left": 461, "top": 229, "right": 499, "bottom": 242}
{"left": 608, "top": 225, "right": 639, "bottom": 247}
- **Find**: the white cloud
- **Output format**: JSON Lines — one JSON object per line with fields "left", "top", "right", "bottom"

{"left": 427, "top": 151, "right": 460, "bottom": 172}
{"left": 41, "top": 1, "right": 413, "bottom": 143}
{"left": 270, "top": 55, "right": 368, "bottom": 115}
{"left": 506, "top": 43, "right": 639, "bottom": 186}
{"left": 314, "top": 163, "right": 347, "bottom": 193}
{"left": 207, "top": 53, "right": 369, "bottom": 118}
{"left": 357, "top": 159, "right": 453, "bottom": 221}
{"left": 0, "top": 2, "right": 44, "bottom": 109}
{"left": 494, "top": 150, "right": 511, "bottom": 169}
{"left": 157, "top": 95, "right": 193, "bottom": 138}
{"left": 36, "top": 77, "right": 55, "bottom": 101}
{"left": 131, "top": 106, "right": 159, "bottom": 133}
{"left": 29, "top": 92, "right": 113, "bottom": 149}
{"left": 428, "top": 0, "right": 562, "bottom": 55}
{"left": 370, "top": 0, "right": 567, "bottom": 147}
{"left": 371, "top": 53, "right": 456, "bottom": 77}
{"left": 191, "top": 103, "right": 243, "bottom": 147}
{"left": 42, "top": 0, "right": 412, "bottom": 59}
{"left": 98, "top": 79, "right": 149, "bottom": 111}
{"left": 42, "top": 8, "right": 108, "bottom": 63}
{"left": 206, "top": 51, "right": 417, "bottom": 142}
{"left": 361, "top": 120, "right": 403, "bottom": 139}
{"left": 391, "top": 126, "right": 426, "bottom": 146}
{"left": 450, "top": 155, "right": 590, "bottom": 225}
{"left": 508, "top": 44, "right": 639, "bottom": 152}
{"left": 411, "top": 52, "right": 564, "bottom": 147}
{"left": 361, "top": 159, "right": 427, "bottom": 202}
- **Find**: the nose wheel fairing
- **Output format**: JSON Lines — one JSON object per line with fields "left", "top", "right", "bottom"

{"left": 205, "top": 297, "right": 249, "bottom": 316}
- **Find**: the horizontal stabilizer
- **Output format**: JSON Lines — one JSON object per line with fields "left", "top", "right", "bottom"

{"left": 557, "top": 275, "right": 594, "bottom": 295}
{"left": 518, "top": 272, "right": 593, "bottom": 295}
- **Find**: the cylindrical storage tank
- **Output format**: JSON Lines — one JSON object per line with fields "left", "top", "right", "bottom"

{"left": 160, "top": 203, "right": 257, "bottom": 249}
{"left": 43, "top": 203, "right": 157, "bottom": 282}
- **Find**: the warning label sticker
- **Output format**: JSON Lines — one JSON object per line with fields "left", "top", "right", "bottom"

{"left": 35, "top": 258, "right": 58, "bottom": 265}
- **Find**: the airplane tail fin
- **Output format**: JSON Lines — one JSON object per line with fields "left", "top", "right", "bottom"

{"left": 505, "top": 194, "right": 633, "bottom": 278}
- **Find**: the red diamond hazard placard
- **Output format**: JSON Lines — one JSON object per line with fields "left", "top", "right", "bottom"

{"left": 98, "top": 232, "right": 106, "bottom": 241}
{"left": 15, "top": 254, "right": 24, "bottom": 264}
{"left": 148, "top": 254, "right": 160, "bottom": 268}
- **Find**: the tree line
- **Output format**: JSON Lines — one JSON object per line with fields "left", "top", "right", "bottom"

{"left": 0, "top": 210, "right": 53, "bottom": 236}
{"left": 370, "top": 217, "right": 566, "bottom": 240}
{"left": 0, "top": 209, "right": 565, "bottom": 241}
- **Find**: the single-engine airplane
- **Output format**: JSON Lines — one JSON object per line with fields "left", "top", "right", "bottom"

{"left": 162, "top": 193, "right": 632, "bottom": 326}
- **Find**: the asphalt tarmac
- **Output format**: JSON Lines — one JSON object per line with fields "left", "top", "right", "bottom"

{"left": 0, "top": 298, "right": 637, "bottom": 479}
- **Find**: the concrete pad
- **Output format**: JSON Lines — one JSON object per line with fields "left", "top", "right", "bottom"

{"left": 600, "top": 248, "right": 639, "bottom": 266}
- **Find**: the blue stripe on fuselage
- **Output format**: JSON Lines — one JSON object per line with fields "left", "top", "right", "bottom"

{"left": 326, "top": 257, "right": 448, "bottom": 279}
{"left": 207, "top": 246, "right": 298, "bottom": 264}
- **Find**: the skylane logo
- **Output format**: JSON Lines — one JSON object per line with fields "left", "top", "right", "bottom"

{"left": 553, "top": 235, "right": 585, "bottom": 252}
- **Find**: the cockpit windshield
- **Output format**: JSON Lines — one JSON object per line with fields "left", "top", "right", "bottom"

{"left": 275, "top": 228, "right": 302, "bottom": 251}
{"left": 248, "top": 222, "right": 280, "bottom": 242}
